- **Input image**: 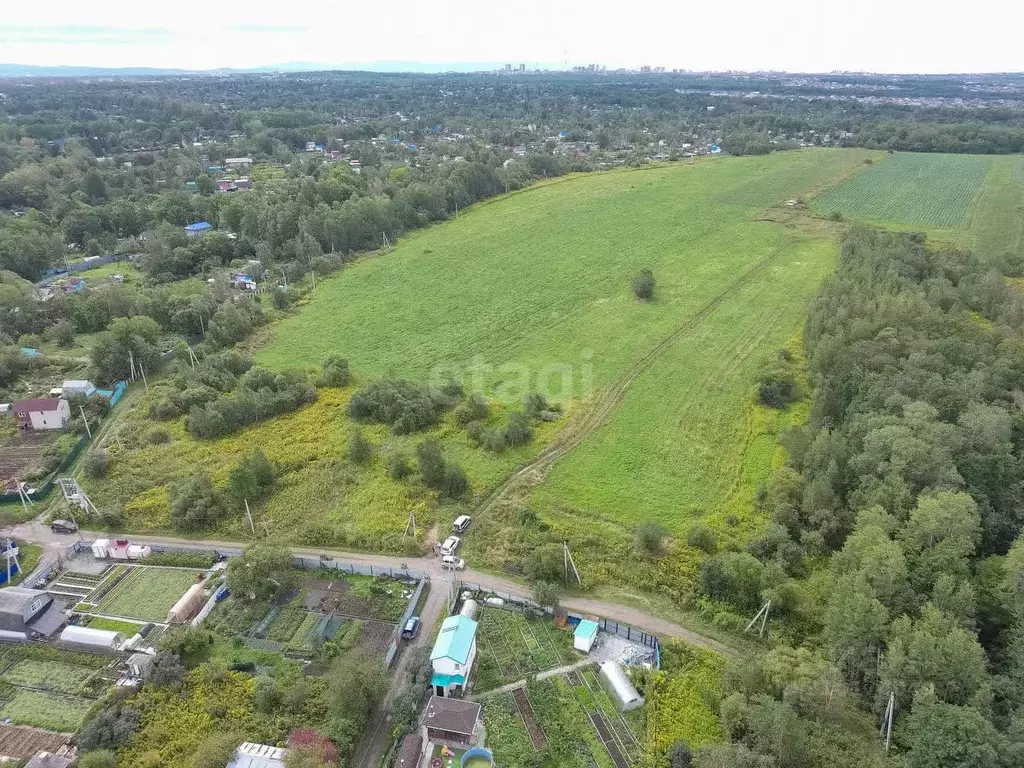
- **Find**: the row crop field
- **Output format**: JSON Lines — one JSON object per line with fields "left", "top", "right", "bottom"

{"left": 811, "top": 152, "right": 992, "bottom": 229}
{"left": 1, "top": 659, "right": 99, "bottom": 696}
{"left": 97, "top": 566, "right": 202, "bottom": 621}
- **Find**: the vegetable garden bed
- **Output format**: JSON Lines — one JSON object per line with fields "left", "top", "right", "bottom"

{"left": 0, "top": 689, "right": 93, "bottom": 731}
{"left": 1, "top": 659, "right": 98, "bottom": 696}
{"left": 474, "top": 607, "right": 576, "bottom": 691}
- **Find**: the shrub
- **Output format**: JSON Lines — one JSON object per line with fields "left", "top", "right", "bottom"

{"left": 632, "top": 268, "right": 655, "bottom": 300}
{"left": 77, "top": 751, "right": 117, "bottom": 768}
{"left": 170, "top": 473, "right": 223, "bottom": 531}
{"left": 531, "top": 580, "right": 561, "bottom": 608}
{"left": 687, "top": 525, "right": 718, "bottom": 553}
{"left": 416, "top": 439, "right": 446, "bottom": 488}
{"left": 387, "top": 451, "right": 412, "bottom": 480}
{"left": 523, "top": 392, "right": 549, "bottom": 417}
{"left": 147, "top": 427, "right": 171, "bottom": 444}
{"left": 348, "top": 378, "right": 442, "bottom": 433}
{"left": 829, "top": 211, "right": 843, "bottom": 221}
{"left": 47, "top": 319, "right": 76, "bottom": 348}
{"left": 146, "top": 550, "right": 217, "bottom": 568}
{"left": 192, "top": 732, "right": 243, "bottom": 768}
{"left": 83, "top": 449, "right": 112, "bottom": 479}
{"left": 441, "top": 464, "right": 469, "bottom": 498}
{"left": 349, "top": 428, "right": 373, "bottom": 463}
{"left": 698, "top": 552, "right": 764, "bottom": 610}
{"left": 524, "top": 543, "right": 564, "bottom": 583}
{"left": 757, "top": 367, "right": 798, "bottom": 408}
{"left": 503, "top": 411, "right": 533, "bottom": 447}
{"left": 635, "top": 521, "right": 669, "bottom": 555}
{"left": 668, "top": 741, "right": 693, "bottom": 768}
{"left": 228, "top": 449, "right": 275, "bottom": 503}
{"left": 317, "top": 356, "right": 350, "bottom": 387}
{"left": 454, "top": 393, "right": 489, "bottom": 425}
{"left": 188, "top": 368, "right": 317, "bottom": 438}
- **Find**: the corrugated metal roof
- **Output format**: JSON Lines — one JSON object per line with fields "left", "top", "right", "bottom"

{"left": 184, "top": 221, "right": 212, "bottom": 231}
{"left": 11, "top": 398, "right": 61, "bottom": 413}
{"left": 430, "top": 615, "right": 477, "bottom": 664}
{"left": 226, "top": 742, "right": 286, "bottom": 768}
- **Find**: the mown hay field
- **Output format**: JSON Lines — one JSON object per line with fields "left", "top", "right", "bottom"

{"left": 259, "top": 150, "right": 878, "bottom": 396}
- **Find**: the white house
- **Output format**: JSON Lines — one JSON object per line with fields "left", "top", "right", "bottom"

{"left": 430, "top": 614, "right": 478, "bottom": 697}
{"left": 12, "top": 398, "right": 71, "bottom": 430}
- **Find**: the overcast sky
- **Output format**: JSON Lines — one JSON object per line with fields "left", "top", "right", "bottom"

{"left": 3, "top": 1, "right": 1022, "bottom": 73}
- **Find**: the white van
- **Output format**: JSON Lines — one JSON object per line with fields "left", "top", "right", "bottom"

{"left": 453, "top": 515, "right": 472, "bottom": 533}
{"left": 440, "top": 536, "right": 461, "bottom": 556}
{"left": 441, "top": 555, "right": 465, "bottom": 570}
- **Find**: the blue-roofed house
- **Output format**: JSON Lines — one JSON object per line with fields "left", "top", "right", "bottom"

{"left": 574, "top": 619, "right": 600, "bottom": 652}
{"left": 430, "top": 614, "right": 478, "bottom": 698}
{"left": 184, "top": 221, "right": 213, "bottom": 237}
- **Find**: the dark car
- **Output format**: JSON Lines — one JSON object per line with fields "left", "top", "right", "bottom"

{"left": 401, "top": 616, "right": 421, "bottom": 640}
{"left": 50, "top": 519, "right": 78, "bottom": 534}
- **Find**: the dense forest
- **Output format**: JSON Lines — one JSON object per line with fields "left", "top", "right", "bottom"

{"left": 693, "top": 228, "right": 1024, "bottom": 767}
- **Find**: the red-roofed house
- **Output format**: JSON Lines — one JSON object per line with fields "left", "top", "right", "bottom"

{"left": 12, "top": 398, "right": 71, "bottom": 430}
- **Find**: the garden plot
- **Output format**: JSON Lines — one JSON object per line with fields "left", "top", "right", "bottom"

{"left": 299, "top": 574, "right": 410, "bottom": 621}
{"left": 474, "top": 608, "right": 577, "bottom": 691}
{"left": 0, "top": 689, "right": 93, "bottom": 732}
{"left": 96, "top": 566, "right": 202, "bottom": 621}
{"left": 483, "top": 678, "right": 636, "bottom": 768}
{"left": 0, "top": 724, "right": 69, "bottom": 759}
{"left": 1, "top": 659, "right": 99, "bottom": 696}
{"left": 566, "top": 667, "right": 644, "bottom": 767}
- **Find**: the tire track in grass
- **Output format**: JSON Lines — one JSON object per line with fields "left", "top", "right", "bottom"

{"left": 472, "top": 242, "right": 794, "bottom": 521}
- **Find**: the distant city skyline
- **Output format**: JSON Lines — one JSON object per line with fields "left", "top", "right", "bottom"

{"left": 3, "top": 1, "right": 1022, "bottom": 75}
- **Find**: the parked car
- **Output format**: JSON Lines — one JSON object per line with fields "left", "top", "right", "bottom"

{"left": 452, "top": 514, "right": 472, "bottom": 533}
{"left": 50, "top": 519, "right": 78, "bottom": 534}
{"left": 441, "top": 555, "right": 466, "bottom": 571}
{"left": 439, "top": 536, "right": 461, "bottom": 556}
{"left": 402, "top": 616, "right": 421, "bottom": 639}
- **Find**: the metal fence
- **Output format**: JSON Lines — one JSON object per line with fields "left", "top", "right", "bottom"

{"left": 385, "top": 577, "right": 427, "bottom": 667}
{"left": 292, "top": 554, "right": 423, "bottom": 581}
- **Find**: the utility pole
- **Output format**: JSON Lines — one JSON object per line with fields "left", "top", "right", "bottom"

{"left": 563, "top": 541, "right": 582, "bottom": 586}
{"left": 79, "top": 405, "right": 92, "bottom": 438}
{"left": 244, "top": 499, "right": 256, "bottom": 536}
{"left": 138, "top": 361, "right": 149, "bottom": 391}
{"left": 403, "top": 510, "right": 418, "bottom": 540}
{"left": 744, "top": 600, "right": 772, "bottom": 638}
{"left": 128, "top": 350, "right": 137, "bottom": 381}
{"left": 880, "top": 692, "right": 895, "bottom": 753}
{"left": 14, "top": 479, "right": 32, "bottom": 517}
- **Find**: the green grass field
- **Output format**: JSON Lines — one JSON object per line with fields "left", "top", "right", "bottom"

{"left": 259, "top": 150, "right": 876, "bottom": 395}
{"left": 98, "top": 566, "right": 201, "bottom": 621}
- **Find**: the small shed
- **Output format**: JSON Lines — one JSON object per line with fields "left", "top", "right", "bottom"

{"left": 60, "top": 625, "right": 124, "bottom": 651}
{"left": 91, "top": 539, "right": 110, "bottom": 558}
{"left": 422, "top": 696, "right": 481, "bottom": 745}
{"left": 574, "top": 619, "right": 599, "bottom": 653}
{"left": 25, "top": 753, "right": 72, "bottom": 768}
{"left": 599, "top": 661, "right": 645, "bottom": 712}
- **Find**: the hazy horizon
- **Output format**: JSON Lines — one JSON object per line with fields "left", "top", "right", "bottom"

{"left": 3, "top": 1, "right": 1022, "bottom": 75}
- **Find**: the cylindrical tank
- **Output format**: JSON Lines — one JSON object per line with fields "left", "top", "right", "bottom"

{"left": 460, "top": 599, "right": 480, "bottom": 621}
{"left": 484, "top": 597, "right": 504, "bottom": 608}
